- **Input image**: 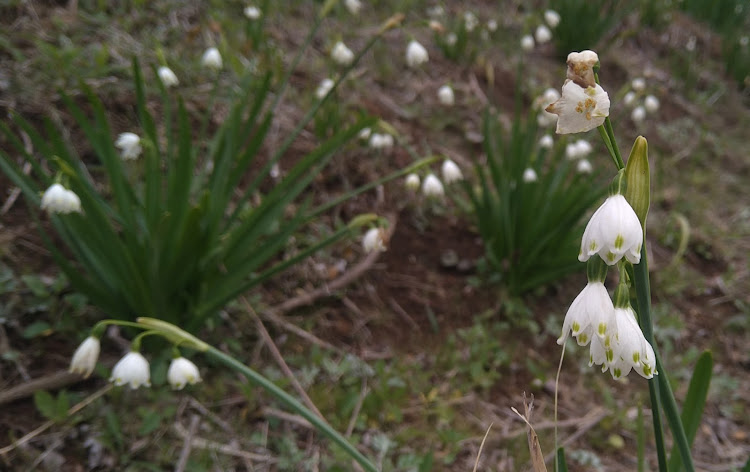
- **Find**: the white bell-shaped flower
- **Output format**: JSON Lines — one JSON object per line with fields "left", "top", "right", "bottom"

{"left": 201, "top": 47, "right": 223, "bottom": 70}
{"left": 244, "top": 5, "right": 261, "bottom": 19}
{"left": 536, "top": 88, "right": 561, "bottom": 127}
{"left": 577, "top": 158, "right": 593, "bottom": 174}
{"left": 631, "top": 105, "right": 646, "bottom": 122}
{"left": 422, "top": 173, "right": 444, "bottom": 197}
{"left": 69, "top": 336, "right": 101, "bottom": 378}
{"left": 158, "top": 66, "right": 179, "bottom": 88}
{"left": 405, "top": 173, "right": 420, "bottom": 191}
{"left": 115, "top": 132, "right": 142, "bottom": 160}
{"left": 369, "top": 133, "right": 394, "bottom": 149}
{"left": 544, "top": 10, "right": 561, "bottom": 28}
{"left": 441, "top": 159, "right": 463, "bottom": 183}
{"left": 437, "top": 85, "right": 455, "bottom": 106}
{"left": 41, "top": 183, "right": 82, "bottom": 214}
{"left": 331, "top": 41, "right": 354, "bottom": 66}
{"left": 631, "top": 77, "right": 646, "bottom": 91}
{"left": 623, "top": 91, "right": 637, "bottom": 107}
{"left": 167, "top": 357, "right": 202, "bottom": 390}
{"left": 644, "top": 95, "right": 660, "bottom": 113}
{"left": 546, "top": 80, "right": 610, "bottom": 134}
{"left": 539, "top": 134, "right": 554, "bottom": 149}
{"left": 574, "top": 139, "right": 593, "bottom": 158}
{"left": 362, "top": 227, "right": 387, "bottom": 253}
{"left": 579, "top": 194, "right": 643, "bottom": 265}
{"left": 607, "top": 306, "right": 657, "bottom": 379}
{"left": 315, "top": 78, "right": 334, "bottom": 99}
{"left": 557, "top": 281, "right": 616, "bottom": 347}
{"left": 406, "top": 40, "right": 429, "bottom": 68}
{"left": 535, "top": 25, "right": 552, "bottom": 44}
{"left": 344, "top": 0, "right": 362, "bottom": 15}
{"left": 522, "top": 168, "right": 538, "bottom": 183}
{"left": 110, "top": 351, "right": 151, "bottom": 389}
{"left": 520, "top": 34, "right": 535, "bottom": 51}
{"left": 565, "top": 142, "right": 580, "bottom": 160}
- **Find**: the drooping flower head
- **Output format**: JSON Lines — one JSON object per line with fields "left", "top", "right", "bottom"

{"left": 244, "top": 5, "right": 262, "bottom": 19}
{"left": 441, "top": 159, "right": 463, "bottom": 184}
{"left": 535, "top": 25, "right": 552, "bottom": 44}
{"left": 544, "top": 10, "right": 561, "bottom": 28}
{"left": 546, "top": 80, "right": 610, "bottom": 134}
{"left": 316, "top": 78, "right": 335, "bottom": 99}
{"left": 331, "top": 41, "right": 354, "bottom": 66}
{"left": 41, "top": 183, "right": 82, "bottom": 214}
{"left": 362, "top": 227, "right": 387, "bottom": 253}
{"left": 344, "top": 0, "right": 362, "bottom": 15}
{"left": 437, "top": 85, "right": 455, "bottom": 106}
{"left": 558, "top": 257, "right": 615, "bottom": 347}
{"left": 406, "top": 40, "right": 429, "bottom": 68}
{"left": 579, "top": 172, "right": 643, "bottom": 265}
{"left": 69, "top": 336, "right": 101, "bottom": 378}
{"left": 520, "top": 34, "right": 535, "bottom": 51}
{"left": 201, "top": 47, "right": 223, "bottom": 70}
{"left": 115, "top": 132, "right": 142, "bottom": 160}
{"left": 422, "top": 173, "right": 444, "bottom": 197}
{"left": 158, "top": 66, "right": 179, "bottom": 88}
{"left": 522, "top": 168, "right": 538, "bottom": 183}
{"left": 110, "top": 351, "right": 151, "bottom": 389}
{"left": 167, "top": 356, "right": 202, "bottom": 390}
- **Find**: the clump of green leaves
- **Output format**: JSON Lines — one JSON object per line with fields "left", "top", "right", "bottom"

{"left": 463, "top": 108, "right": 605, "bottom": 294}
{"left": 549, "top": 0, "right": 628, "bottom": 57}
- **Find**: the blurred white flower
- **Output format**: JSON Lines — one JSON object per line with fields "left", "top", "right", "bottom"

{"left": 168, "top": 357, "right": 202, "bottom": 390}
{"left": 520, "top": 34, "right": 535, "bottom": 51}
{"left": 546, "top": 80, "right": 610, "bottom": 134}
{"left": 606, "top": 305, "right": 657, "bottom": 379}
{"left": 464, "top": 11, "right": 479, "bottom": 32}
{"left": 577, "top": 158, "right": 593, "bottom": 174}
{"left": 487, "top": 19, "right": 498, "bottom": 32}
{"left": 358, "top": 127, "right": 372, "bottom": 140}
{"left": 406, "top": 40, "right": 429, "bottom": 68}
{"left": 574, "top": 139, "right": 593, "bottom": 157}
{"left": 110, "top": 351, "right": 151, "bottom": 389}
{"left": 544, "top": 9, "right": 561, "bottom": 28}
{"left": 631, "top": 77, "right": 646, "bottom": 91}
{"left": 115, "top": 132, "right": 142, "bottom": 160}
{"left": 565, "top": 143, "right": 580, "bottom": 160}
{"left": 437, "top": 85, "right": 455, "bottom": 105}
{"left": 362, "top": 227, "right": 387, "bottom": 253}
{"left": 686, "top": 35, "right": 697, "bottom": 52}
{"left": 69, "top": 336, "right": 100, "bottom": 378}
{"left": 422, "top": 173, "right": 444, "bottom": 197}
{"left": 201, "top": 47, "right": 222, "bottom": 70}
{"left": 566, "top": 50, "right": 598, "bottom": 88}
{"left": 522, "top": 168, "right": 538, "bottom": 183}
{"left": 158, "top": 66, "right": 179, "bottom": 88}
{"left": 631, "top": 105, "right": 646, "bottom": 122}
{"left": 315, "top": 78, "right": 334, "bottom": 99}
{"left": 579, "top": 194, "right": 643, "bottom": 265}
{"left": 623, "top": 91, "right": 637, "bottom": 107}
{"left": 536, "top": 87, "right": 561, "bottom": 127}
{"left": 344, "top": 0, "right": 362, "bottom": 15}
{"left": 331, "top": 41, "right": 354, "bottom": 66}
{"left": 441, "top": 159, "right": 463, "bottom": 183}
{"left": 535, "top": 25, "right": 552, "bottom": 44}
{"left": 539, "top": 134, "right": 554, "bottom": 149}
{"left": 558, "top": 281, "right": 615, "bottom": 346}
{"left": 427, "top": 5, "right": 445, "bottom": 17}
{"left": 244, "top": 5, "right": 261, "bottom": 19}
{"left": 405, "top": 173, "right": 421, "bottom": 191}
{"left": 445, "top": 33, "right": 457, "bottom": 46}
{"left": 41, "top": 183, "right": 81, "bottom": 214}
{"left": 644, "top": 95, "right": 659, "bottom": 113}
{"left": 369, "top": 133, "right": 394, "bottom": 149}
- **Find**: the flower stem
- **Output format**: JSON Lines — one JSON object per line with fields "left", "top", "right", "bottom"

{"left": 205, "top": 346, "right": 380, "bottom": 472}
{"left": 603, "top": 117, "right": 624, "bottom": 169}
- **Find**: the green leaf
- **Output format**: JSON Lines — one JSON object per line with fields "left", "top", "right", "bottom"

{"left": 22, "top": 321, "right": 52, "bottom": 339}
{"left": 556, "top": 447, "right": 569, "bottom": 472}
{"left": 33, "top": 390, "right": 58, "bottom": 421}
{"left": 21, "top": 274, "right": 49, "bottom": 297}
{"left": 668, "top": 350, "right": 713, "bottom": 472}
{"left": 138, "top": 411, "right": 162, "bottom": 435}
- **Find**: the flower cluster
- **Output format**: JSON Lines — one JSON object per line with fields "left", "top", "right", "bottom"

{"left": 41, "top": 183, "right": 82, "bottom": 214}
{"left": 401, "top": 158, "right": 464, "bottom": 199}
{"left": 520, "top": 9, "right": 560, "bottom": 52}
{"left": 622, "top": 77, "right": 660, "bottom": 123}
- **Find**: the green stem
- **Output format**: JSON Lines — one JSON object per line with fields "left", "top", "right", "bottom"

{"left": 597, "top": 124, "right": 617, "bottom": 168}
{"left": 603, "top": 116, "right": 624, "bottom": 169}
{"left": 205, "top": 346, "right": 380, "bottom": 472}
{"left": 632, "top": 244, "right": 694, "bottom": 471}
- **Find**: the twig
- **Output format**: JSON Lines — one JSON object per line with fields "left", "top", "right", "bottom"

{"left": 172, "top": 421, "right": 276, "bottom": 464}
{"left": 345, "top": 378, "right": 368, "bottom": 438}
{"left": 473, "top": 423, "right": 493, "bottom": 472}
{"left": 242, "top": 296, "right": 327, "bottom": 422}
{"left": 175, "top": 414, "right": 200, "bottom": 472}
{"left": 0, "top": 384, "right": 112, "bottom": 456}
{"left": 260, "top": 406, "right": 313, "bottom": 429}
{"left": 0, "top": 371, "right": 86, "bottom": 406}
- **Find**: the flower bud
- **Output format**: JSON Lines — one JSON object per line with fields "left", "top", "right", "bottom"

{"left": 623, "top": 136, "right": 650, "bottom": 229}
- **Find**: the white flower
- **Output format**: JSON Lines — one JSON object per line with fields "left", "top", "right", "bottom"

{"left": 623, "top": 91, "right": 637, "bottom": 107}
{"left": 577, "top": 158, "right": 593, "bottom": 174}
{"left": 607, "top": 306, "right": 657, "bottom": 379}
{"left": 536, "top": 87, "right": 561, "bottom": 127}
{"left": 522, "top": 168, "right": 538, "bottom": 183}
{"left": 441, "top": 159, "right": 463, "bottom": 183}
{"left": 201, "top": 47, "right": 222, "bottom": 70}
{"left": 644, "top": 95, "right": 659, "bottom": 113}
{"left": 539, "top": 134, "right": 554, "bottom": 149}
{"left": 115, "top": 132, "right": 142, "bottom": 160}
{"left": 362, "top": 227, "right": 387, "bottom": 253}
{"left": 405, "top": 173, "right": 420, "bottom": 191}
{"left": 565, "top": 142, "right": 580, "bottom": 160}
{"left": 344, "top": 0, "right": 362, "bottom": 15}
{"left": 69, "top": 336, "right": 100, "bottom": 378}
{"left": 167, "top": 357, "right": 202, "bottom": 390}
{"left": 574, "top": 139, "right": 593, "bottom": 157}
{"left": 244, "top": 5, "right": 261, "bottom": 19}
{"left": 368, "top": 133, "right": 394, "bottom": 149}
{"left": 406, "top": 40, "right": 429, "bottom": 68}
{"left": 331, "top": 41, "right": 354, "bottom": 66}
{"left": 686, "top": 35, "right": 697, "bottom": 52}
{"left": 358, "top": 127, "right": 372, "bottom": 140}
{"left": 544, "top": 9, "right": 561, "bottom": 28}
{"left": 535, "top": 25, "right": 552, "bottom": 44}
{"left": 487, "top": 19, "right": 498, "bottom": 32}
{"left": 110, "top": 351, "right": 151, "bottom": 389}
{"left": 437, "top": 85, "right": 455, "bottom": 106}
{"left": 422, "top": 173, "right": 444, "bottom": 197}
{"left": 445, "top": 33, "right": 457, "bottom": 46}
{"left": 631, "top": 105, "right": 646, "bottom": 122}
{"left": 520, "top": 34, "right": 535, "bottom": 52}
{"left": 315, "top": 78, "right": 335, "bottom": 99}
{"left": 566, "top": 50, "right": 599, "bottom": 88}
{"left": 464, "top": 11, "right": 479, "bottom": 32}
{"left": 158, "top": 66, "right": 179, "bottom": 88}
{"left": 546, "top": 80, "right": 610, "bottom": 134}
{"left": 41, "top": 183, "right": 82, "bottom": 214}
{"left": 579, "top": 194, "right": 643, "bottom": 265}
{"left": 631, "top": 77, "right": 646, "bottom": 91}
{"left": 558, "top": 281, "right": 615, "bottom": 346}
